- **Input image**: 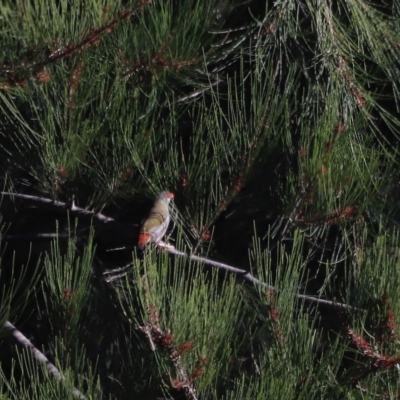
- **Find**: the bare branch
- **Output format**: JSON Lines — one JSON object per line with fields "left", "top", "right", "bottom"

{"left": 1, "top": 192, "right": 116, "bottom": 224}
{"left": 2, "top": 321, "right": 86, "bottom": 400}
{"left": 156, "top": 242, "right": 365, "bottom": 313}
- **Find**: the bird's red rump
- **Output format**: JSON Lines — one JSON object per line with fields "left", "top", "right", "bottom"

{"left": 138, "top": 232, "right": 152, "bottom": 248}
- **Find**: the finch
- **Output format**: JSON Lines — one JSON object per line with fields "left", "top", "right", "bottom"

{"left": 138, "top": 191, "right": 174, "bottom": 248}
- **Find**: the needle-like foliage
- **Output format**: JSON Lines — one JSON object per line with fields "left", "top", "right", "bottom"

{"left": 2, "top": 0, "right": 400, "bottom": 399}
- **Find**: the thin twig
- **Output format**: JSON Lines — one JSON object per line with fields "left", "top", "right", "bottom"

{"left": 0, "top": 192, "right": 116, "bottom": 224}
{"left": 2, "top": 321, "right": 86, "bottom": 400}
{"left": 5, "top": 233, "right": 67, "bottom": 240}
{"left": 104, "top": 271, "right": 132, "bottom": 283}
{"left": 102, "top": 263, "right": 133, "bottom": 276}
{"left": 140, "top": 323, "right": 157, "bottom": 352}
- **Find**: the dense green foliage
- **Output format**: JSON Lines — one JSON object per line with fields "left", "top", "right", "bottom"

{"left": 2, "top": 0, "right": 400, "bottom": 398}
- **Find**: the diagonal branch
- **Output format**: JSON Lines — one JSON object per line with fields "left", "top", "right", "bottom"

{"left": 156, "top": 242, "right": 365, "bottom": 313}
{"left": 2, "top": 321, "right": 86, "bottom": 399}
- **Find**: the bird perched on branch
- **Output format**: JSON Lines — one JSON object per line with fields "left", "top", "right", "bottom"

{"left": 138, "top": 191, "right": 174, "bottom": 249}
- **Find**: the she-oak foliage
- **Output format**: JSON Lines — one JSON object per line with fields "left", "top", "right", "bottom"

{"left": 1, "top": 0, "right": 400, "bottom": 398}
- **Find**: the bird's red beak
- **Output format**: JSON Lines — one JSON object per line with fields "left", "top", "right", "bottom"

{"left": 166, "top": 192, "right": 175, "bottom": 199}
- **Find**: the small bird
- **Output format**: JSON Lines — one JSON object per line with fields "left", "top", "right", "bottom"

{"left": 138, "top": 191, "right": 174, "bottom": 248}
